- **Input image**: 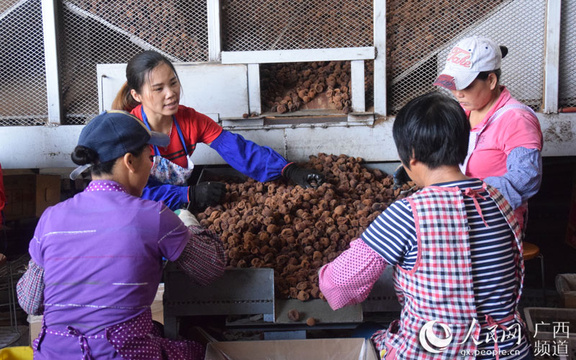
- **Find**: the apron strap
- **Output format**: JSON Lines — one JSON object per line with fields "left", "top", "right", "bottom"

{"left": 36, "top": 321, "right": 105, "bottom": 360}
{"left": 173, "top": 117, "right": 188, "bottom": 156}
{"left": 462, "top": 103, "right": 535, "bottom": 173}
{"left": 141, "top": 109, "right": 188, "bottom": 156}
{"left": 484, "top": 314, "right": 519, "bottom": 360}
{"left": 32, "top": 319, "right": 48, "bottom": 351}
{"left": 463, "top": 188, "right": 489, "bottom": 227}
{"left": 66, "top": 326, "right": 95, "bottom": 360}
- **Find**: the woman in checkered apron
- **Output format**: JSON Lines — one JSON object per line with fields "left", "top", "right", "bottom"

{"left": 319, "top": 92, "right": 532, "bottom": 359}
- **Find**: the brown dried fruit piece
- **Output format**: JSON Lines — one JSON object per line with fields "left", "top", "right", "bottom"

{"left": 297, "top": 290, "right": 310, "bottom": 301}
{"left": 287, "top": 309, "right": 301, "bottom": 321}
{"left": 199, "top": 153, "right": 419, "bottom": 301}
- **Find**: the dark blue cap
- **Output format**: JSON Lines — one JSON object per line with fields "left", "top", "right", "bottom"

{"left": 78, "top": 110, "right": 169, "bottom": 163}
{"left": 70, "top": 111, "right": 169, "bottom": 180}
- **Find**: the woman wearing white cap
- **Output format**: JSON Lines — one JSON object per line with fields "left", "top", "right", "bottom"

{"left": 17, "top": 111, "right": 226, "bottom": 359}
{"left": 434, "top": 36, "right": 543, "bottom": 230}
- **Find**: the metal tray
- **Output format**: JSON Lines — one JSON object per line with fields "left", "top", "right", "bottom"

{"left": 163, "top": 166, "right": 400, "bottom": 337}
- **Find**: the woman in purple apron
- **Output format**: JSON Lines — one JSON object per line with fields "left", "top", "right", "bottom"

{"left": 434, "top": 36, "right": 543, "bottom": 231}
{"left": 319, "top": 93, "right": 532, "bottom": 359}
{"left": 111, "top": 50, "right": 324, "bottom": 211}
{"left": 17, "top": 111, "right": 226, "bottom": 359}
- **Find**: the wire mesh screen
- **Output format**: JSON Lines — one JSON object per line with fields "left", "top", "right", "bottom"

{"left": 225, "top": 0, "right": 373, "bottom": 115}
{"left": 60, "top": 0, "right": 209, "bottom": 124}
{"left": 222, "top": 0, "right": 373, "bottom": 51}
{"left": 0, "top": 0, "right": 47, "bottom": 126}
{"left": 560, "top": 0, "right": 576, "bottom": 110}
{"left": 0, "top": 0, "right": 565, "bottom": 127}
{"left": 388, "top": 0, "right": 546, "bottom": 115}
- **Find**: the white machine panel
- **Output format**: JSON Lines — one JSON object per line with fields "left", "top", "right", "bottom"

{"left": 97, "top": 63, "right": 249, "bottom": 120}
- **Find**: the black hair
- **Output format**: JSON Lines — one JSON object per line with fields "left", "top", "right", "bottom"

{"left": 111, "top": 51, "right": 180, "bottom": 112}
{"left": 71, "top": 145, "right": 147, "bottom": 177}
{"left": 393, "top": 92, "right": 470, "bottom": 169}
{"left": 477, "top": 68, "right": 502, "bottom": 83}
{"left": 127, "top": 51, "right": 178, "bottom": 93}
{"left": 476, "top": 45, "right": 507, "bottom": 83}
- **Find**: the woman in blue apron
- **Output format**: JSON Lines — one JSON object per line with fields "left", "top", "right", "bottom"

{"left": 112, "top": 50, "right": 324, "bottom": 211}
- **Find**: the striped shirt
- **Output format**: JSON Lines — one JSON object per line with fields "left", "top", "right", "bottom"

{"left": 361, "top": 178, "right": 527, "bottom": 359}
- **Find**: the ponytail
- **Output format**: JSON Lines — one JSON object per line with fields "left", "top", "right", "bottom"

{"left": 111, "top": 82, "right": 140, "bottom": 112}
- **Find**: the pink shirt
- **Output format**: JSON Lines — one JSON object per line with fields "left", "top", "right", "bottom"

{"left": 465, "top": 86, "right": 542, "bottom": 179}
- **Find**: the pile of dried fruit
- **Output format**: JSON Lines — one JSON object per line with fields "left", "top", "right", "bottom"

{"left": 260, "top": 61, "right": 353, "bottom": 114}
{"left": 196, "top": 153, "right": 416, "bottom": 300}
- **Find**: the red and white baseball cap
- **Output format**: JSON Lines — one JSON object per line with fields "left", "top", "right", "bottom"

{"left": 434, "top": 36, "right": 506, "bottom": 91}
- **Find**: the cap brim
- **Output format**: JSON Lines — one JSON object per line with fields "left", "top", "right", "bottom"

{"left": 148, "top": 131, "right": 170, "bottom": 147}
{"left": 434, "top": 74, "right": 457, "bottom": 90}
{"left": 434, "top": 71, "right": 478, "bottom": 91}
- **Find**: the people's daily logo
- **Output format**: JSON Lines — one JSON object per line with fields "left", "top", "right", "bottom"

{"left": 419, "top": 320, "right": 453, "bottom": 353}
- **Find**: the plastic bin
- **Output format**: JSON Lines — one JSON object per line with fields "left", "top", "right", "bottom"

{"left": 557, "top": 273, "right": 576, "bottom": 308}
{"left": 524, "top": 307, "right": 576, "bottom": 359}
{"left": 0, "top": 347, "right": 33, "bottom": 360}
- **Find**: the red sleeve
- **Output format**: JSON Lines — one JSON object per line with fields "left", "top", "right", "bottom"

{"left": 177, "top": 106, "right": 223, "bottom": 145}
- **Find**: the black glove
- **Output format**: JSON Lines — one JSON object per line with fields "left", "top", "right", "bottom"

{"left": 282, "top": 163, "right": 325, "bottom": 189}
{"left": 188, "top": 181, "right": 226, "bottom": 211}
{"left": 393, "top": 165, "right": 411, "bottom": 190}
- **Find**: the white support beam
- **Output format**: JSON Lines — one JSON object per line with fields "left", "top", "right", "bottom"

{"left": 221, "top": 47, "right": 375, "bottom": 65}
{"left": 247, "top": 64, "right": 262, "bottom": 115}
{"left": 373, "top": 0, "right": 387, "bottom": 116}
{"left": 2, "top": 113, "right": 576, "bottom": 169}
{"left": 41, "top": 0, "right": 62, "bottom": 124}
{"left": 207, "top": 0, "right": 222, "bottom": 61}
{"left": 543, "top": 0, "right": 561, "bottom": 114}
{"left": 351, "top": 60, "right": 366, "bottom": 113}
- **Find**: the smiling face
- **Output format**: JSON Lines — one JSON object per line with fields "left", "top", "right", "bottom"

{"left": 131, "top": 62, "right": 181, "bottom": 121}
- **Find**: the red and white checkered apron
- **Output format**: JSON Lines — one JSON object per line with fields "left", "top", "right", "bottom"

{"left": 372, "top": 184, "right": 524, "bottom": 360}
